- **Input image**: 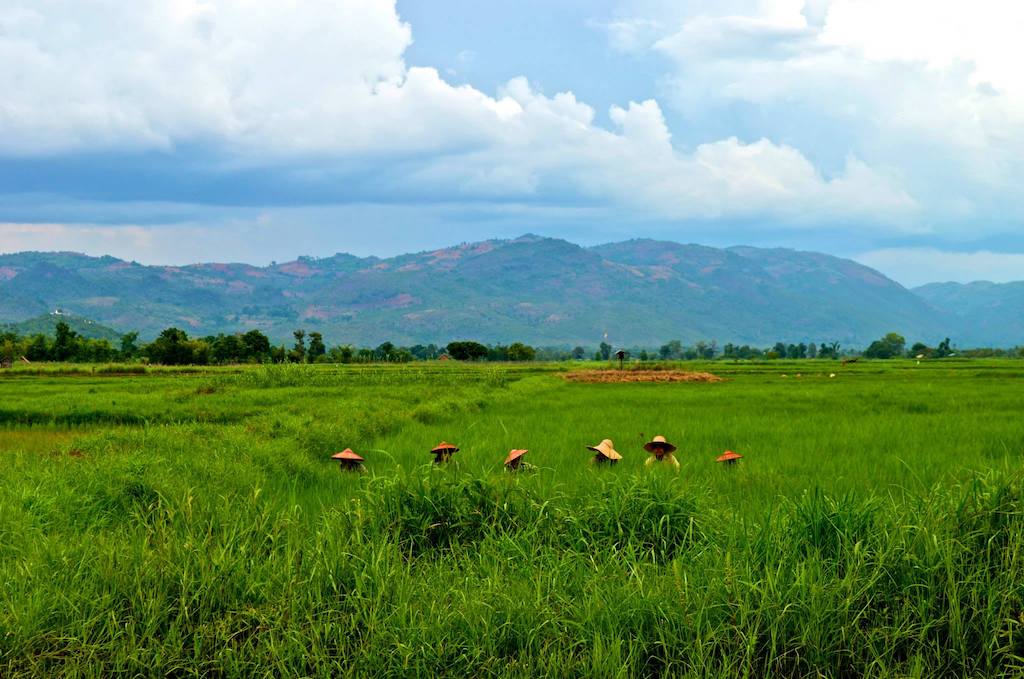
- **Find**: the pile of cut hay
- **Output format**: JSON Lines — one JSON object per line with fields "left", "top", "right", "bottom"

{"left": 563, "top": 370, "right": 723, "bottom": 384}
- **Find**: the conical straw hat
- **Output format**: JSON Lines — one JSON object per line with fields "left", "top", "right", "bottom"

{"left": 644, "top": 435, "right": 677, "bottom": 454}
{"left": 587, "top": 439, "right": 622, "bottom": 461}
{"left": 431, "top": 441, "right": 459, "bottom": 454}
{"left": 504, "top": 449, "right": 528, "bottom": 465}
{"left": 331, "top": 449, "right": 365, "bottom": 462}
{"left": 716, "top": 450, "right": 742, "bottom": 462}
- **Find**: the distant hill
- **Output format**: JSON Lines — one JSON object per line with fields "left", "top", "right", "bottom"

{"left": 0, "top": 235, "right": 994, "bottom": 346}
{"left": 912, "top": 281, "right": 1024, "bottom": 347}
{"left": 0, "top": 313, "right": 123, "bottom": 342}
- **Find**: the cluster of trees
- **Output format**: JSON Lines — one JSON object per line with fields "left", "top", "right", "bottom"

{"left": 632, "top": 335, "right": 991, "bottom": 361}
{"left": 1, "top": 322, "right": 134, "bottom": 364}
{"left": 446, "top": 341, "right": 536, "bottom": 362}
{"left": 4, "top": 323, "right": 1024, "bottom": 366}
{"left": 620, "top": 339, "right": 844, "bottom": 361}
{"left": 864, "top": 334, "right": 958, "bottom": 359}
{"left": 0, "top": 323, "right": 548, "bottom": 366}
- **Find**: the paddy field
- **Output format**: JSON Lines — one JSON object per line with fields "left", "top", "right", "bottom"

{"left": 1, "top": 360, "right": 1022, "bottom": 677}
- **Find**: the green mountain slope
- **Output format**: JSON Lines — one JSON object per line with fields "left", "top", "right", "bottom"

{"left": 912, "top": 281, "right": 1024, "bottom": 347}
{"left": 0, "top": 236, "right": 974, "bottom": 346}
{"left": 0, "top": 312, "right": 123, "bottom": 342}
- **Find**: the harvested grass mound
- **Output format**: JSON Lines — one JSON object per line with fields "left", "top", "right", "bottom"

{"left": 563, "top": 369, "right": 723, "bottom": 383}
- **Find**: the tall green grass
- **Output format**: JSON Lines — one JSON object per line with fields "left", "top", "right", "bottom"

{"left": 1, "top": 360, "right": 1022, "bottom": 676}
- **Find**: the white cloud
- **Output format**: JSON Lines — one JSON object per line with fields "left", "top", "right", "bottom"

{"left": 820, "top": 0, "right": 1024, "bottom": 97}
{"left": 406, "top": 91, "right": 917, "bottom": 223}
{"left": 856, "top": 248, "right": 1024, "bottom": 287}
{"left": 610, "top": 0, "right": 1024, "bottom": 226}
{"left": 0, "top": 0, "right": 514, "bottom": 156}
{"left": 0, "top": 0, "right": 917, "bottom": 228}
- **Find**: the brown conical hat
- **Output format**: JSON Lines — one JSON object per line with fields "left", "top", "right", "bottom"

{"left": 643, "top": 435, "right": 677, "bottom": 454}
{"left": 331, "top": 449, "right": 365, "bottom": 462}
{"left": 716, "top": 450, "right": 743, "bottom": 462}
{"left": 504, "top": 449, "right": 528, "bottom": 465}
{"left": 587, "top": 439, "right": 622, "bottom": 461}
{"left": 431, "top": 441, "right": 459, "bottom": 454}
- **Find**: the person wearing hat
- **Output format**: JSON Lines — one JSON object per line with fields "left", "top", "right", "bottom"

{"left": 504, "top": 449, "right": 536, "bottom": 472}
{"left": 331, "top": 449, "right": 367, "bottom": 473}
{"left": 643, "top": 435, "right": 679, "bottom": 470}
{"left": 716, "top": 450, "right": 743, "bottom": 465}
{"left": 587, "top": 439, "right": 622, "bottom": 465}
{"left": 431, "top": 441, "right": 459, "bottom": 465}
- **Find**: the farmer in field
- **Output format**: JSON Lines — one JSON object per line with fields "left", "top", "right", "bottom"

{"left": 587, "top": 439, "right": 622, "bottom": 465}
{"left": 504, "top": 448, "right": 535, "bottom": 472}
{"left": 330, "top": 449, "right": 367, "bottom": 473}
{"left": 643, "top": 435, "right": 679, "bottom": 470}
{"left": 431, "top": 441, "right": 459, "bottom": 465}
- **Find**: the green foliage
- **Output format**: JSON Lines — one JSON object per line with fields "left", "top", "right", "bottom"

{"left": 2, "top": 361, "right": 1024, "bottom": 676}
{"left": 144, "top": 327, "right": 207, "bottom": 365}
{"left": 506, "top": 342, "right": 535, "bottom": 361}
{"left": 817, "top": 341, "right": 841, "bottom": 359}
{"left": 289, "top": 329, "right": 306, "bottom": 363}
{"left": 119, "top": 331, "right": 139, "bottom": 358}
{"left": 0, "top": 316, "right": 1008, "bottom": 370}
{"left": 447, "top": 340, "right": 489, "bottom": 361}
{"left": 307, "top": 332, "right": 326, "bottom": 361}
{"left": 864, "top": 332, "right": 907, "bottom": 359}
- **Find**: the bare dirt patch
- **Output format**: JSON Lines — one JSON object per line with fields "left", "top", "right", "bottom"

{"left": 563, "top": 370, "right": 724, "bottom": 384}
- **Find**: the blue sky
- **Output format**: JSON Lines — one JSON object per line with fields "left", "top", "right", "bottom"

{"left": 2, "top": 0, "right": 1023, "bottom": 286}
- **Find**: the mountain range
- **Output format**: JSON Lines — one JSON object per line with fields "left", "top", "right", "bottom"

{"left": 912, "top": 281, "right": 1024, "bottom": 347}
{"left": 0, "top": 235, "right": 1020, "bottom": 347}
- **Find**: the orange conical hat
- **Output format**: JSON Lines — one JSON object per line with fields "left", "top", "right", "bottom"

{"left": 331, "top": 449, "right": 365, "bottom": 462}
{"left": 504, "top": 449, "right": 529, "bottom": 465}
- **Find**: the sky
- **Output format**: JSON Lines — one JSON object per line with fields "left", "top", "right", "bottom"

{"left": 1, "top": 0, "right": 1023, "bottom": 287}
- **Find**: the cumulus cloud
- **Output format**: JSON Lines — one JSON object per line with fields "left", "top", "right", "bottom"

{"left": 606, "top": 0, "right": 1024, "bottom": 228}
{"left": 856, "top": 248, "right": 1024, "bottom": 287}
{"left": 0, "top": 0, "right": 518, "bottom": 157}
{"left": 0, "top": 0, "right": 917, "bottom": 227}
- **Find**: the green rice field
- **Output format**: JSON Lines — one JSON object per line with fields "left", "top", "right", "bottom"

{"left": 1, "top": 359, "right": 1023, "bottom": 677}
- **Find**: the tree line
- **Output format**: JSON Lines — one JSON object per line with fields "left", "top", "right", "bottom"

{"left": 0, "top": 323, "right": 547, "bottom": 366}
{"left": 2, "top": 323, "right": 1022, "bottom": 366}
